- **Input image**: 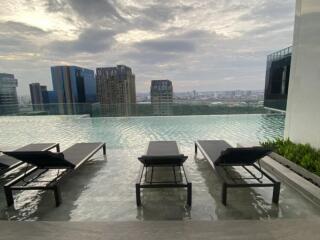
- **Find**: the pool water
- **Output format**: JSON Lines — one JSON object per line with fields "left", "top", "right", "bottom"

{"left": 0, "top": 114, "right": 284, "bottom": 150}
{"left": 0, "top": 114, "right": 319, "bottom": 221}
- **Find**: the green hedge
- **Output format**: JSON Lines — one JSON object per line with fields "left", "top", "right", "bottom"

{"left": 261, "top": 138, "right": 320, "bottom": 176}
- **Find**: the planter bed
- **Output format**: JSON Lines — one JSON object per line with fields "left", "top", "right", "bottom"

{"left": 268, "top": 152, "right": 320, "bottom": 187}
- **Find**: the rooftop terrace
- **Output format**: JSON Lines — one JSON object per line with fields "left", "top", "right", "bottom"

{"left": 0, "top": 114, "right": 319, "bottom": 222}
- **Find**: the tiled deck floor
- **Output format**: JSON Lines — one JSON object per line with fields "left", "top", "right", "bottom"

{"left": 1, "top": 219, "right": 320, "bottom": 240}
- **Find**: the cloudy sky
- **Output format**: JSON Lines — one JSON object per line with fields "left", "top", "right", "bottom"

{"left": 0, "top": 0, "right": 295, "bottom": 95}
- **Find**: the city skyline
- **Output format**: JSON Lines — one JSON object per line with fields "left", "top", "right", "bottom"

{"left": 0, "top": 0, "right": 295, "bottom": 95}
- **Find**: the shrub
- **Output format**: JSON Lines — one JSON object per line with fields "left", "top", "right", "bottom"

{"left": 261, "top": 138, "right": 320, "bottom": 177}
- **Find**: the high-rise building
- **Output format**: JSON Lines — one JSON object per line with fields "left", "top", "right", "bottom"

{"left": 264, "top": 46, "right": 292, "bottom": 111}
{"left": 96, "top": 65, "right": 136, "bottom": 116}
{"left": 48, "top": 91, "right": 57, "bottom": 103}
{"left": 0, "top": 73, "right": 18, "bottom": 114}
{"left": 151, "top": 80, "right": 173, "bottom": 115}
{"left": 29, "top": 83, "right": 49, "bottom": 111}
{"left": 51, "top": 66, "right": 96, "bottom": 114}
{"left": 41, "top": 86, "right": 49, "bottom": 104}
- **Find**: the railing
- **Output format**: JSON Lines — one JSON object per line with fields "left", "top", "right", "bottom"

{"left": 267, "top": 46, "right": 292, "bottom": 62}
{"left": 0, "top": 100, "right": 285, "bottom": 117}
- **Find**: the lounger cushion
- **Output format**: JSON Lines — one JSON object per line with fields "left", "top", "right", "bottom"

{"left": 139, "top": 154, "right": 187, "bottom": 166}
{"left": 0, "top": 143, "right": 58, "bottom": 171}
{"left": 214, "top": 147, "right": 271, "bottom": 166}
{"left": 3, "top": 151, "right": 75, "bottom": 169}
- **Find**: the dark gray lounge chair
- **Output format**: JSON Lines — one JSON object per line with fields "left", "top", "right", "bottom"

{"left": 3, "top": 142, "right": 106, "bottom": 207}
{"left": 136, "top": 141, "right": 192, "bottom": 207}
{"left": 195, "top": 140, "right": 280, "bottom": 205}
{"left": 0, "top": 143, "right": 60, "bottom": 174}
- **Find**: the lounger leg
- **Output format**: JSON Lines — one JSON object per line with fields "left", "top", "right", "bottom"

{"left": 150, "top": 166, "right": 154, "bottom": 183}
{"left": 172, "top": 166, "right": 177, "bottom": 184}
{"left": 187, "top": 182, "right": 192, "bottom": 207}
{"left": 145, "top": 167, "right": 148, "bottom": 182}
{"left": 4, "top": 186, "right": 14, "bottom": 207}
{"left": 195, "top": 143, "right": 197, "bottom": 154}
{"left": 102, "top": 144, "right": 106, "bottom": 155}
{"left": 56, "top": 144, "right": 60, "bottom": 152}
{"left": 53, "top": 186, "right": 62, "bottom": 207}
{"left": 272, "top": 182, "right": 281, "bottom": 204}
{"left": 222, "top": 183, "right": 227, "bottom": 206}
{"left": 136, "top": 183, "right": 141, "bottom": 206}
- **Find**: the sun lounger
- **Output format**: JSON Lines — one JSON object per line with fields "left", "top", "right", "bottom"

{"left": 195, "top": 140, "right": 280, "bottom": 205}
{"left": 136, "top": 141, "right": 192, "bottom": 206}
{"left": 0, "top": 143, "right": 60, "bottom": 174}
{"left": 3, "top": 142, "right": 106, "bottom": 207}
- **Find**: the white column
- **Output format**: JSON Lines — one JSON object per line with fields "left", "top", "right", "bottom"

{"left": 285, "top": 0, "right": 320, "bottom": 148}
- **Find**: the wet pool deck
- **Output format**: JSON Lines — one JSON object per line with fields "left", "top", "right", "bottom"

{"left": 1, "top": 146, "right": 320, "bottom": 221}
{"left": 1, "top": 218, "right": 320, "bottom": 240}
{"left": 0, "top": 115, "right": 319, "bottom": 238}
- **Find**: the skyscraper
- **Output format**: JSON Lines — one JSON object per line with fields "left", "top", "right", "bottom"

{"left": 151, "top": 80, "right": 173, "bottom": 115}
{"left": 264, "top": 46, "right": 292, "bottom": 111}
{"left": 96, "top": 65, "right": 136, "bottom": 116}
{"left": 51, "top": 66, "right": 96, "bottom": 114}
{"left": 0, "top": 73, "right": 18, "bottom": 114}
{"left": 41, "top": 86, "right": 49, "bottom": 104}
{"left": 29, "top": 83, "right": 49, "bottom": 111}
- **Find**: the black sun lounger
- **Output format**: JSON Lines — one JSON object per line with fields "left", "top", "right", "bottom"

{"left": 3, "top": 142, "right": 106, "bottom": 207}
{"left": 0, "top": 143, "right": 60, "bottom": 174}
{"left": 195, "top": 140, "right": 280, "bottom": 205}
{"left": 136, "top": 141, "right": 192, "bottom": 207}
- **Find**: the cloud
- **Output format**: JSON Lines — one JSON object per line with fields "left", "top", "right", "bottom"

{"left": 125, "top": 51, "right": 179, "bottom": 65}
{"left": 128, "top": 2, "right": 193, "bottom": 29}
{"left": 45, "top": 0, "right": 67, "bottom": 12}
{"left": 0, "top": 21, "right": 48, "bottom": 54}
{"left": 124, "top": 30, "right": 217, "bottom": 64}
{"left": 240, "top": 0, "right": 295, "bottom": 21}
{"left": 48, "top": 28, "right": 115, "bottom": 54}
{"left": 0, "top": 0, "right": 296, "bottom": 94}
{"left": 135, "top": 39, "right": 196, "bottom": 53}
{"left": 125, "top": 29, "right": 223, "bottom": 66}
{"left": 67, "top": 0, "right": 124, "bottom": 22}
{"left": 0, "top": 21, "right": 47, "bottom": 35}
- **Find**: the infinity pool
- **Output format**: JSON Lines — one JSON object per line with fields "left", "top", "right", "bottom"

{"left": 1, "top": 114, "right": 320, "bottom": 221}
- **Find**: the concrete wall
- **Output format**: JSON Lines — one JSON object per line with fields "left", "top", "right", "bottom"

{"left": 284, "top": 0, "right": 320, "bottom": 148}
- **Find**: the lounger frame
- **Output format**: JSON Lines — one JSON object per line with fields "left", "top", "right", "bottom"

{"left": 136, "top": 141, "right": 192, "bottom": 207}
{"left": 4, "top": 143, "right": 106, "bottom": 207}
{"left": 136, "top": 164, "right": 192, "bottom": 207}
{"left": 195, "top": 141, "right": 280, "bottom": 205}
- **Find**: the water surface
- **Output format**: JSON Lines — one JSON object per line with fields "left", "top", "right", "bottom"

{"left": 1, "top": 114, "right": 319, "bottom": 221}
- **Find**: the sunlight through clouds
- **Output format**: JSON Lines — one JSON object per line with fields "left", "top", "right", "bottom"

{"left": 0, "top": 0, "right": 295, "bottom": 94}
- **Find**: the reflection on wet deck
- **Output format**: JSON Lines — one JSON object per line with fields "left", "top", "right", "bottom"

{"left": 0, "top": 114, "right": 319, "bottom": 221}
{"left": 1, "top": 147, "right": 320, "bottom": 221}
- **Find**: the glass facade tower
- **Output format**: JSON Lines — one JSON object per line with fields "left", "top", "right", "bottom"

{"left": 29, "top": 83, "right": 49, "bottom": 111}
{"left": 264, "top": 46, "right": 292, "bottom": 111}
{"left": 51, "top": 66, "right": 96, "bottom": 114}
{"left": 151, "top": 80, "right": 173, "bottom": 115}
{"left": 0, "top": 73, "right": 18, "bottom": 114}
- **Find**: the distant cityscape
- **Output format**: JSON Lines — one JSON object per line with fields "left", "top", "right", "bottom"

{"left": 0, "top": 45, "right": 290, "bottom": 116}
{"left": 1, "top": 65, "right": 264, "bottom": 107}
{"left": 137, "top": 90, "right": 264, "bottom": 103}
